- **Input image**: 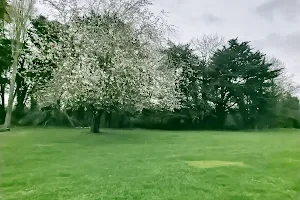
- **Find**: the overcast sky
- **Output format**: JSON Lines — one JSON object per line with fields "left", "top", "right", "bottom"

{"left": 149, "top": 0, "right": 300, "bottom": 84}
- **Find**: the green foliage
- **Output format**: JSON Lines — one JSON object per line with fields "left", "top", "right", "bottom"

{"left": 17, "top": 109, "right": 47, "bottom": 126}
{"left": 0, "top": 0, "right": 11, "bottom": 23}
{"left": 0, "top": 35, "right": 11, "bottom": 72}
{"left": 9, "top": 16, "right": 62, "bottom": 121}
{"left": 0, "top": 28, "right": 11, "bottom": 123}
{"left": 23, "top": 15, "right": 61, "bottom": 94}
{"left": 154, "top": 38, "right": 287, "bottom": 130}
{"left": 163, "top": 41, "right": 200, "bottom": 107}
{"left": 17, "top": 108, "right": 81, "bottom": 127}
{"left": 224, "top": 113, "right": 244, "bottom": 130}
{"left": 1, "top": 12, "right": 299, "bottom": 130}
{"left": 273, "top": 94, "right": 300, "bottom": 128}
{"left": 208, "top": 38, "right": 282, "bottom": 129}
{"left": 162, "top": 42, "right": 210, "bottom": 128}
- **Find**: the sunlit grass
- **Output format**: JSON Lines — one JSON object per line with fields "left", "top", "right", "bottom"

{"left": 185, "top": 160, "right": 249, "bottom": 169}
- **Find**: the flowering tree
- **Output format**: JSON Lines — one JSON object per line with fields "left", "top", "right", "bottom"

{"left": 36, "top": 0, "right": 181, "bottom": 133}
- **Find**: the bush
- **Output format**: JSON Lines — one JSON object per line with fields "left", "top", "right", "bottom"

{"left": 19, "top": 110, "right": 49, "bottom": 126}
{"left": 224, "top": 113, "right": 243, "bottom": 130}
{"left": 18, "top": 108, "right": 81, "bottom": 127}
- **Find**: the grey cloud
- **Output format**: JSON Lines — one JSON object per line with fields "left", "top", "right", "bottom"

{"left": 254, "top": 32, "right": 300, "bottom": 54}
{"left": 256, "top": 0, "right": 300, "bottom": 21}
{"left": 200, "top": 14, "right": 222, "bottom": 24}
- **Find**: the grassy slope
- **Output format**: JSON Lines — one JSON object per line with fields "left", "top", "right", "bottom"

{"left": 1, "top": 128, "right": 300, "bottom": 200}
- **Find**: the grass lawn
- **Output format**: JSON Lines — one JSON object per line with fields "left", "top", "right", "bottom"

{"left": 1, "top": 128, "right": 300, "bottom": 200}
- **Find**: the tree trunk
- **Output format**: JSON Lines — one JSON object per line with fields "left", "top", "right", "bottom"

{"left": 91, "top": 110, "right": 103, "bottom": 133}
{"left": 0, "top": 81, "right": 5, "bottom": 122}
{"left": 215, "top": 103, "right": 226, "bottom": 129}
{"left": 15, "top": 59, "right": 27, "bottom": 119}
{"left": 105, "top": 111, "right": 112, "bottom": 128}
{"left": 119, "top": 113, "right": 125, "bottom": 128}
{"left": 238, "top": 96, "right": 251, "bottom": 129}
{"left": 2, "top": 36, "right": 21, "bottom": 129}
{"left": 75, "top": 106, "right": 85, "bottom": 126}
{"left": 15, "top": 89, "right": 27, "bottom": 119}
{"left": 30, "top": 96, "right": 38, "bottom": 111}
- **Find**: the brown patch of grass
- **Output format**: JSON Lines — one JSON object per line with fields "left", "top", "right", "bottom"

{"left": 186, "top": 160, "right": 249, "bottom": 169}
{"left": 34, "top": 144, "right": 56, "bottom": 147}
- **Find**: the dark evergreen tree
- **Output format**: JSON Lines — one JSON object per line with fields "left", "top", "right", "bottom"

{"left": 208, "top": 38, "right": 282, "bottom": 129}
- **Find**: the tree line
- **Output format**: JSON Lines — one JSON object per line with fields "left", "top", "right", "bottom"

{"left": 1, "top": 0, "right": 300, "bottom": 133}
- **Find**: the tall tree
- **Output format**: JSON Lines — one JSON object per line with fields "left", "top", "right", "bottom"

{"left": 190, "top": 34, "right": 225, "bottom": 124}
{"left": 1, "top": 0, "right": 36, "bottom": 130}
{"left": 274, "top": 94, "right": 300, "bottom": 128}
{"left": 0, "top": 1, "right": 12, "bottom": 124}
{"left": 36, "top": 0, "right": 181, "bottom": 133}
{"left": 264, "top": 57, "right": 300, "bottom": 128}
{"left": 0, "top": 29, "right": 11, "bottom": 123}
{"left": 13, "top": 15, "right": 61, "bottom": 118}
{"left": 209, "top": 38, "right": 281, "bottom": 129}
{"left": 162, "top": 42, "right": 202, "bottom": 124}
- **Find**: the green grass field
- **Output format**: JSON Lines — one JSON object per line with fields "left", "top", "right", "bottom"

{"left": 1, "top": 128, "right": 300, "bottom": 200}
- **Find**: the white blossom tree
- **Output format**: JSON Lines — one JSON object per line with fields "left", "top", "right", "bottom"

{"left": 35, "top": 0, "right": 181, "bottom": 133}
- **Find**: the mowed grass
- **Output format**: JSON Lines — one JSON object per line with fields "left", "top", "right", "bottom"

{"left": 1, "top": 128, "right": 300, "bottom": 200}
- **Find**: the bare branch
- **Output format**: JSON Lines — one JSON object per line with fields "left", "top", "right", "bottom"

{"left": 267, "top": 56, "right": 300, "bottom": 95}
{"left": 190, "top": 33, "right": 225, "bottom": 64}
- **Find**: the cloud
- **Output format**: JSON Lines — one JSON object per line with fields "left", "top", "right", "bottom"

{"left": 256, "top": 0, "right": 300, "bottom": 21}
{"left": 253, "top": 32, "right": 300, "bottom": 55}
{"left": 200, "top": 14, "right": 222, "bottom": 24}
